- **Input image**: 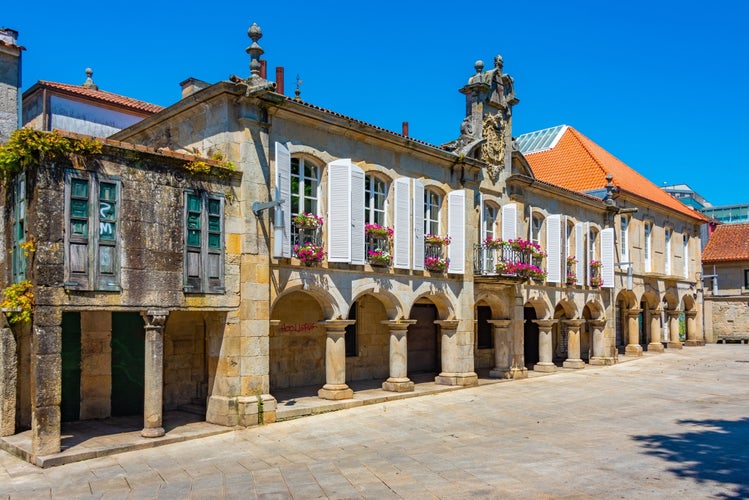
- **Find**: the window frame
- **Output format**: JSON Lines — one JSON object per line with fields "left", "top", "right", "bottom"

{"left": 290, "top": 156, "right": 320, "bottom": 246}
{"left": 531, "top": 213, "right": 544, "bottom": 246}
{"left": 11, "top": 173, "right": 26, "bottom": 283}
{"left": 424, "top": 188, "right": 441, "bottom": 236}
{"left": 644, "top": 221, "right": 652, "bottom": 272}
{"left": 184, "top": 190, "right": 225, "bottom": 294}
{"left": 744, "top": 269, "right": 749, "bottom": 291}
{"left": 364, "top": 174, "right": 387, "bottom": 226}
{"left": 682, "top": 233, "right": 689, "bottom": 278}
{"left": 664, "top": 226, "right": 673, "bottom": 276}
{"left": 619, "top": 215, "right": 629, "bottom": 266}
{"left": 63, "top": 170, "right": 122, "bottom": 291}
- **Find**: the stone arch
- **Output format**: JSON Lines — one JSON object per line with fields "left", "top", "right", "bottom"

{"left": 474, "top": 291, "right": 509, "bottom": 319}
{"left": 662, "top": 291, "right": 679, "bottom": 311}
{"left": 640, "top": 289, "right": 661, "bottom": 311}
{"left": 286, "top": 144, "right": 337, "bottom": 166}
{"left": 407, "top": 291, "right": 456, "bottom": 321}
{"left": 350, "top": 285, "right": 403, "bottom": 320}
{"left": 583, "top": 298, "right": 605, "bottom": 320}
{"left": 554, "top": 298, "right": 579, "bottom": 320}
{"left": 271, "top": 282, "right": 341, "bottom": 320}
{"left": 681, "top": 293, "right": 696, "bottom": 312}
{"left": 615, "top": 289, "right": 637, "bottom": 310}
{"left": 524, "top": 293, "right": 552, "bottom": 320}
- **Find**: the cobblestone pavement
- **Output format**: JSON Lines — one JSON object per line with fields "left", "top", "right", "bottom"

{"left": 2, "top": 344, "right": 748, "bottom": 499}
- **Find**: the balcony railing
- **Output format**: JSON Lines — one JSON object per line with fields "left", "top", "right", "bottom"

{"left": 473, "top": 241, "right": 546, "bottom": 281}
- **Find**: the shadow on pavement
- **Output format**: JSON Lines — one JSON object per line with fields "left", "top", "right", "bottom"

{"left": 633, "top": 417, "right": 749, "bottom": 498}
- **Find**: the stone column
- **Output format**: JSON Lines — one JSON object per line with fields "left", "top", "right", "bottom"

{"left": 488, "top": 319, "right": 512, "bottom": 378}
{"left": 31, "top": 306, "right": 62, "bottom": 456}
{"left": 141, "top": 309, "right": 168, "bottom": 438}
{"left": 532, "top": 319, "right": 558, "bottom": 372}
{"left": 509, "top": 289, "right": 528, "bottom": 379}
{"left": 588, "top": 319, "right": 614, "bottom": 365}
{"left": 562, "top": 319, "right": 586, "bottom": 369}
{"left": 382, "top": 320, "right": 417, "bottom": 392}
{"left": 647, "top": 308, "right": 665, "bottom": 352}
{"left": 667, "top": 311, "right": 683, "bottom": 349}
{"left": 0, "top": 314, "right": 17, "bottom": 437}
{"left": 318, "top": 320, "right": 355, "bottom": 400}
{"left": 435, "top": 320, "right": 477, "bottom": 386}
{"left": 625, "top": 309, "right": 643, "bottom": 356}
{"left": 685, "top": 311, "right": 704, "bottom": 346}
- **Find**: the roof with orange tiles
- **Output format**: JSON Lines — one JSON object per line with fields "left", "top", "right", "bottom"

{"left": 702, "top": 223, "right": 749, "bottom": 263}
{"left": 25, "top": 81, "right": 164, "bottom": 115}
{"left": 517, "top": 125, "right": 708, "bottom": 222}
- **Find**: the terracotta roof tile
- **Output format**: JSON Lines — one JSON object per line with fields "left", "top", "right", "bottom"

{"left": 31, "top": 81, "right": 164, "bottom": 114}
{"left": 702, "top": 223, "right": 749, "bottom": 263}
{"left": 522, "top": 126, "right": 708, "bottom": 222}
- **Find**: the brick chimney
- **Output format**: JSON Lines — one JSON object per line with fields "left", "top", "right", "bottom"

{"left": 0, "top": 28, "right": 23, "bottom": 144}
{"left": 179, "top": 77, "right": 211, "bottom": 99}
{"left": 275, "top": 67, "right": 284, "bottom": 95}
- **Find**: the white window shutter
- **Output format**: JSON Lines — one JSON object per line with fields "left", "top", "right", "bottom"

{"left": 575, "top": 222, "right": 584, "bottom": 285}
{"left": 601, "top": 227, "right": 615, "bottom": 288}
{"left": 479, "top": 194, "right": 485, "bottom": 241}
{"left": 502, "top": 203, "right": 517, "bottom": 241}
{"left": 327, "top": 159, "right": 352, "bottom": 263}
{"left": 412, "top": 179, "right": 425, "bottom": 271}
{"left": 274, "top": 142, "right": 291, "bottom": 258}
{"left": 546, "top": 214, "right": 562, "bottom": 283}
{"left": 447, "top": 190, "right": 465, "bottom": 274}
{"left": 350, "top": 165, "right": 365, "bottom": 265}
{"left": 393, "top": 177, "right": 411, "bottom": 269}
{"left": 585, "top": 222, "right": 591, "bottom": 286}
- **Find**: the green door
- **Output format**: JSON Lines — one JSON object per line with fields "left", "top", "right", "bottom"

{"left": 61, "top": 312, "right": 81, "bottom": 422}
{"left": 111, "top": 312, "right": 145, "bottom": 417}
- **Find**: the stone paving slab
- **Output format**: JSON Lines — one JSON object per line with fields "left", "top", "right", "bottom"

{"left": 1, "top": 345, "right": 748, "bottom": 498}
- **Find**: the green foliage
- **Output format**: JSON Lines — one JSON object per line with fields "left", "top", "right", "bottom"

{"left": 1, "top": 280, "right": 34, "bottom": 324}
{"left": 0, "top": 129, "right": 102, "bottom": 183}
{"left": 184, "top": 158, "right": 235, "bottom": 177}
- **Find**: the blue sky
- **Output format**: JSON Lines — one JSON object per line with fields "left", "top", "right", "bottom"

{"left": 4, "top": 0, "right": 747, "bottom": 206}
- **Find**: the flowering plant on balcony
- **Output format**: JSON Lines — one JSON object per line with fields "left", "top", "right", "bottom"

{"left": 292, "top": 212, "right": 324, "bottom": 229}
{"left": 293, "top": 243, "right": 326, "bottom": 265}
{"left": 566, "top": 256, "right": 577, "bottom": 265}
{"left": 425, "top": 255, "right": 449, "bottom": 272}
{"left": 425, "top": 234, "right": 451, "bottom": 246}
{"left": 509, "top": 238, "right": 541, "bottom": 253}
{"left": 495, "top": 261, "right": 513, "bottom": 274}
{"left": 566, "top": 272, "right": 577, "bottom": 285}
{"left": 589, "top": 260, "right": 602, "bottom": 269}
{"left": 590, "top": 276, "right": 603, "bottom": 287}
{"left": 513, "top": 262, "right": 547, "bottom": 281}
{"left": 365, "top": 223, "right": 394, "bottom": 240}
{"left": 483, "top": 237, "right": 508, "bottom": 249}
{"left": 368, "top": 249, "right": 392, "bottom": 266}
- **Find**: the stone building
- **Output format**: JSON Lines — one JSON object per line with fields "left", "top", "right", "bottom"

{"left": 701, "top": 223, "right": 749, "bottom": 343}
{"left": 517, "top": 125, "right": 708, "bottom": 353}
{"left": 0, "top": 23, "right": 708, "bottom": 463}
{"left": 0, "top": 28, "right": 23, "bottom": 144}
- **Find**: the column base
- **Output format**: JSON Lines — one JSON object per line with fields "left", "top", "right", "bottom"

{"left": 589, "top": 356, "right": 616, "bottom": 366}
{"left": 625, "top": 344, "right": 643, "bottom": 356}
{"left": 647, "top": 342, "right": 665, "bottom": 353}
{"left": 141, "top": 426, "right": 165, "bottom": 438}
{"left": 489, "top": 368, "right": 512, "bottom": 379}
{"left": 318, "top": 384, "right": 353, "bottom": 400}
{"left": 435, "top": 372, "right": 478, "bottom": 386}
{"left": 509, "top": 367, "right": 528, "bottom": 379}
{"left": 562, "top": 359, "right": 585, "bottom": 369}
{"left": 685, "top": 340, "right": 705, "bottom": 346}
{"left": 382, "top": 377, "right": 414, "bottom": 392}
{"left": 533, "top": 362, "right": 556, "bottom": 373}
{"left": 667, "top": 341, "right": 683, "bottom": 349}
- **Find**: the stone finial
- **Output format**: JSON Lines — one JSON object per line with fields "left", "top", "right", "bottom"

{"left": 82, "top": 68, "right": 98, "bottom": 90}
{"left": 295, "top": 74, "right": 303, "bottom": 100}
{"left": 493, "top": 54, "right": 503, "bottom": 69}
{"left": 246, "top": 23, "right": 264, "bottom": 78}
{"left": 474, "top": 60, "right": 484, "bottom": 73}
{"left": 604, "top": 173, "right": 617, "bottom": 206}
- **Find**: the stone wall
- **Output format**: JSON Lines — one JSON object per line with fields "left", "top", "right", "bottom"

{"left": 705, "top": 297, "right": 749, "bottom": 340}
{"left": 345, "top": 294, "right": 389, "bottom": 381}
{"left": 163, "top": 311, "right": 207, "bottom": 409}
{"left": 0, "top": 46, "right": 21, "bottom": 144}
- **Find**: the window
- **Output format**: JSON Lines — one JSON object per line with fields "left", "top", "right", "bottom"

{"left": 290, "top": 157, "right": 319, "bottom": 245}
{"left": 364, "top": 174, "right": 386, "bottom": 225}
{"left": 644, "top": 222, "right": 652, "bottom": 272}
{"left": 589, "top": 228, "right": 598, "bottom": 261}
{"left": 619, "top": 215, "right": 629, "bottom": 266}
{"left": 482, "top": 203, "right": 497, "bottom": 272}
{"left": 565, "top": 219, "right": 575, "bottom": 259}
{"left": 64, "top": 172, "right": 121, "bottom": 291}
{"left": 11, "top": 174, "right": 26, "bottom": 283}
{"left": 744, "top": 269, "right": 749, "bottom": 290}
{"left": 664, "top": 227, "right": 672, "bottom": 275}
{"left": 424, "top": 189, "right": 441, "bottom": 235}
{"left": 530, "top": 214, "right": 543, "bottom": 246}
{"left": 184, "top": 191, "right": 225, "bottom": 294}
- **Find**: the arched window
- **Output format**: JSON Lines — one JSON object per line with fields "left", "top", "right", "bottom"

{"left": 364, "top": 174, "right": 387, "bottom": 225}
{"left": 530, "top": 213, "right": 544, "bottom": 246}
{"left": 589, "top": 227, "right": 599, "bottom": 261}
{"left": 483, "top": 203, "right": 497, "bottom": 241}
{"left": 290, "top": 157, "right": 320, "bottom": 244}
{"left": 424, "top": 189, "right": 441, "bottom": 235}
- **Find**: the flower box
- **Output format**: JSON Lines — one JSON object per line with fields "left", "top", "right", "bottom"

{"left": 292, "top": 212, "right": 324, "bottom": 230}
{"left": 425, "top": 255, "right": 449, "bottom": 272}
{"left": 590, "top": 276, "right": 603, "bottom": 287}
{"left": 368, "top": 249, "right": 392, "bottom": 267}
{"left": 294, "top": 243, "right": 326, "bottom": 266}
{"left": 365, "top": 224, "right": 394, "bottom": 240}
{"left": 425, "top": 234, "right": 451, "bottom": 246}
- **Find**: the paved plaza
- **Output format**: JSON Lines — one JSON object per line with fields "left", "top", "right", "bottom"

{"left": 1, "top": 344, "right": 748, "bottom": 498}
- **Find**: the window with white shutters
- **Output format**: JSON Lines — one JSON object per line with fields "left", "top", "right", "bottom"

{"left": 412, "top": 180, "right": 425, "bottom": 271}
{"left": 664, "top": 227, "right": 672, "bottom": 275}
{"left": 501, "top": 203, "right": 517, "bottom": 241}
{"left": 393, "top": 177, "right": 412, "bottom": 269}
{"left": 601, "top": 227, "right": 615, "bottom": 288}
{"left": 644, "top": 222, "right": 652, "bottom": 272}
{"left": 364, "top": 174, "right": 387, "bottom": 225}
{"left": 575, "top": 223, "right": 584, "bottom": 285}
{"left": 447, "top": 190, "right": 465, "bottom": 274}
{"left": 546, "top": 214, "right": 562, "bottom": 283}
{"left": 620, "top": 215, "right": 630, "bottom": 269}
{"left": 274, "top": 142, "right": 291, "bottom": 258}
{"left": 424, "top": 188, "right": 441, "bottom": 236}
{"left": 327, "top": 159, "right": 365, "bottom": 264}
{"left": 290, "top": 156, "right": 320, "bottom": 246}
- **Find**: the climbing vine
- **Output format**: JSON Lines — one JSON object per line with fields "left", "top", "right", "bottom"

{"left": 1, "top": 280, "right": 34, "bottom": 324}
{"left": 0, "top": 128, "right": 102, "bottom": 184}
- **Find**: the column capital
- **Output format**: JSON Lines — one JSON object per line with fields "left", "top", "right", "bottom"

{"left": 666, "top": 310, "right": 681, "bottom": 319}
{"left": 685, "top": 310, "right": 698, "bottom": 318}
{"left": 649, "top": 307, "right": 663, "bottom": 315}
{"left": 531, "top": 319, "right": 558, "bottom": 329}
{"left": 142, "top": 309, "right": 169, "bottom": 327}
{"left": 487, "top": 319, "right": 512, "bottom": 329}
{"left": 434, "top": 320, "right": 460, "bottom": 330}
{"left": 561, "top": 319, "right": 586, "bottom": 328}
{"left": 381, "top": 319, "right": 417, "bottom": 332}
{"left": 588, "top": 319, "right": 607, "bottom": 328}
{"left": 626, "top": 308, "right": 643, "bottom": 318}
{"left": 317, "top": 319, "right": 356, "bottom": 333}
